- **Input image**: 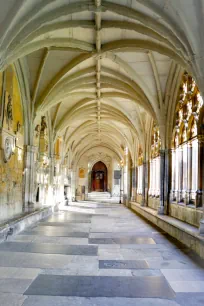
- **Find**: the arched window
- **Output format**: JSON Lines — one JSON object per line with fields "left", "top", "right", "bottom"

{"left": 149, "top": 124, "right": 161, "bottom": 198}
{"left": 137, "top": 146, "right": 143, "bottom": 195}
{"left": 171, "top": 72, "right": 203, "bottom": 206}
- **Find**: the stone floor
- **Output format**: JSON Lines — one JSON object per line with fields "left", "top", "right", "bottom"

{"left": 0, "top": 202, "right": 204, "bottom": 305}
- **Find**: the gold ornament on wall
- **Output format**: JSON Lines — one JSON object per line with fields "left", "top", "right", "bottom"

{"left": 172, "top": 72, "right": 203, "bottom": 148}
{"left": 40, "top": 116, "right": 47, "bottom": 135}
{"left": 35, "top": 124, "right": 40, "bottom": 138}
{"left": 5, "top": 92, "right": 13, "bottom": 130}
{"left": 79, "top": 168, "right": 85, "bottom": 178}
{"left": 151, "top": 123, "right": 161, "bottom": 159}
{"left": 16, "top": 121, "right": 22, "bottom": 133}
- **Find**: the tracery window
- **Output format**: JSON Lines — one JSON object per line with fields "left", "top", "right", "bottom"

{"left": 137, "top": 146, "right": 143, "bottom": 194}
{"left": 171, "top": 72, "right": 203, "bottom": 206}
{"left": 149, "top": 124, "right": 161, "bottom": 197}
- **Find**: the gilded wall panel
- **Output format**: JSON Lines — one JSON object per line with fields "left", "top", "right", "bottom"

{"left": 0, "top": 66, "right": 24, "bottom": 222}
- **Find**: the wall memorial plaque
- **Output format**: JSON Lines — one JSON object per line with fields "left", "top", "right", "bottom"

{"left": 114, "top": 170, "right": 121, "bottom": 179}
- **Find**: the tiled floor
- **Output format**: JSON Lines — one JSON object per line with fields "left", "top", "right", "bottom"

{"left": 0, "top": 202, "right": 204, "bottom": 305}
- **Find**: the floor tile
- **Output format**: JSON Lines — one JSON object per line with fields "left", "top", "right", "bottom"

{"left": 0, "top": 251, "right": 97, "bottom": 269}
{"left": 0, "top": 242, "right": 27, "bottom": 252}
{"left": 32, "top": 236, "right": 89, "bottom": 245}
{"left": 1, "top": 201, "right": 204, "bottom": 304}
{"left": 22, "top": 296, "right": 180, "bottom": 306}
{"left": 0, "top": 267, "right": 41, "bottom": 279}
{"left": 174, "top": 293, "right": 204, "bottom": 306}
{"left": 0, "top": 278, "right": 33, "bottom": 293}
{"left": 24, "top": 275, "right": 175, "bottom": 298}
{"left": 147, "top": 259, "right": 203, "bottom": 269}
{"left": 89, "top": 237, "right": 156, "bottom": 245}
{"left": 99, "top": 260, "right": 149, "bottom": 269}
{"left": 131, "top": 269, "right": 162, "bottom": 277}
{"left": 169, "top": 281, "right": 204, "bottom": 292}
{"left": 0, "top": 242, "right": 98, "bottom": 256}
{"left": 22, "top": 229, "right": 89, "bottom": 238}
{"left": 36, "top": 224, "right": 90, "bottom": 231}
{"left": 0, "top": 293, "right": 26, "bottom": 306}
{"left": 161, "top": 269, "right": 204, "bottom": 281}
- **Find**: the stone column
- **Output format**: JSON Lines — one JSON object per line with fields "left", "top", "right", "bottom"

{"left": 179, "top": 147, "right": 184, "bottom": 202}
{"left": 67, "top": 168, "right": 72, "bottom": 204}
{"left": 123, "top": 151, "right": 131, "bottom": 207}
{"left": 141, "top": 162, "right": 145, "bottom": 206}
{"left": 197, "top": 137, "right": 204, "bottom": 208}
{"left": 158, "top": 150, "right": 165, "bottom": 214}
{"left": 131, "top": 166, "right": 137, "bottom": 201}
{"left": 131, "top": 167, "right": 134, "bottom": 201}
{"left": 127, "top": 156, "right": 132, "bottom": 207}
{"left": 199, "top": 136, "right": 204, "bottom": 234}
{"left": 141, "top": 161, "right": 148, "bottom": 207}
{"left": 183, "top": 144, "right": 188, "bottom": 203}
{"left": 49, "top": 156, "right": 55, "bottom": 185}
{"left": 185, "top": 143, "right": 192, "bottom": 204}
{"left": 158, "top": 149, "right": 171, "bottom": 215}
{"left": 71, "top": 170, "right": 76, "bottom": 202}
{"left": 149, "top": 160, "right": 153, "bottom": 197}
{"left": 170, "top": 149, "right": 176, "bottom": 202}
{"left": 135, "top": 166, "right": 138, "bottom": 202}
{"left": 47, "top": 155, "right": 57, "bottom": 207}
{"left": 23, "top": 145, "right": 37, "bottom": 212}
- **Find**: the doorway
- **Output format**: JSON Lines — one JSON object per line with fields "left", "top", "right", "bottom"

{"left": 91, "top": 161, "right": 107, "bottom": 192}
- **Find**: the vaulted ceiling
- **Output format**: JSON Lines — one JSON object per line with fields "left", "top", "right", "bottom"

{"left": 0, "top": 0, "right": 203, "bottom": 162}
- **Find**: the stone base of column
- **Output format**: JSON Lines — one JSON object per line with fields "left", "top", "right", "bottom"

{"left": 23, "top": 202, "right": 36, "bottom": 213}
{"left": 184, "top": 191, "right": 190, "bottom": 205}
{"left": 141, "top": 199, "right": 146, "bottom": 207}
{"left": 158, "top": 205, "right": 165, "bottom": 215}
{"left": 196, "top": 190, "right": 203, "bottom": 207}
{"left": 123, "top": 194, "right": 129, "bottom": 207}
{"left": 199, "top": 219, "right": 204, "bottom": 235}
{"left": 141, "top": 192, "right": 148, "bottom": 207}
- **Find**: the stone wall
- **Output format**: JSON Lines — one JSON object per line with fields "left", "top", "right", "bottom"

{"left": 0, "top": 146, "right": 24, "bottom": 221}
{"left": 137, "top": 194, "right": 142, "bottom": 204}
{"left": 148, "top": 197, "right": 160, "bottom": 210}
{"left": 0, "top": 66, "right": 24, "bottom": 222}
{"left": 169, "top": 203, "right": 203, "bottom": 227}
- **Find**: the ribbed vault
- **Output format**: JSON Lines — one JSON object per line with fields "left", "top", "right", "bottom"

{"left": 1, "top": 0, "right": 203, "bottom": 165}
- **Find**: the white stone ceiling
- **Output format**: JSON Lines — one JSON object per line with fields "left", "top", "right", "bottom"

{"left": 0, "top": 0, "right": 204, "bottom": 162}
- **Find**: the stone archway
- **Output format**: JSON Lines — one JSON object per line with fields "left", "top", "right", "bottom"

{"left": 91, "top": 161, "right": 108, "bottom": 192}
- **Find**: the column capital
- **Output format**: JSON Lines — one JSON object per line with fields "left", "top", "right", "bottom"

{"left": 49, "top": 154, "right": 55, "bottom": 161}
{"left": 158, "top": 205, "right": 165, "bottom": 215}
{"left": 198, "top": 135, "right": 204, "bottom": 144}
{"left": 159, "top": 149, "right": 165, "bottom": 157}
{"left": 24, "top": 145, "right": 38, "bottom": 154}
{"left": 159, "top": 148, "right": 172, "bottom": 155}
{"left": 187, "top": 142, "right": 193, "bottom": 148}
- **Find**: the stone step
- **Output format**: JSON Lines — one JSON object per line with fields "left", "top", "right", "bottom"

{"left": 88, "top": 192, "right": 111, "bottom": 199}
{"left": 87, "top": 192, "right": 119, "bottom": 203}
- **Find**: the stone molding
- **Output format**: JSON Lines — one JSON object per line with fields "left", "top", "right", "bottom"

{"left": 88, "top": 152, "right": 112, "bottom": 169}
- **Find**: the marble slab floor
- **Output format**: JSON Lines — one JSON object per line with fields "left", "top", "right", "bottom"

{"left": 0, "top": 202, "right": 204, "bottom": 306}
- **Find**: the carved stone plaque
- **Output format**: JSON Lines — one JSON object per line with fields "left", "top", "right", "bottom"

{"left": 4, "top": 136, "right": 12, "bottom": 162}
{"left": 0, "top": 128, "right": 16, "bottom": 162}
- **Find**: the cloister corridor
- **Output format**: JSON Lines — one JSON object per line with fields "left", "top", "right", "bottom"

{"left": 1, "top": 0, "right": 204, "bottom": 305}
{"left": 0, "top": 201, "right": 203, "bottom": 306}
